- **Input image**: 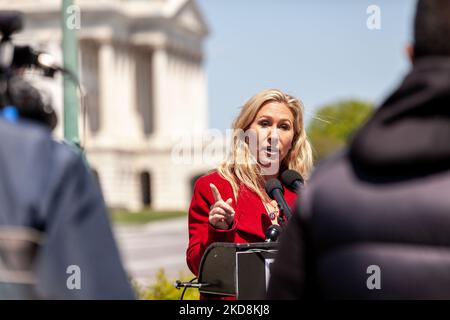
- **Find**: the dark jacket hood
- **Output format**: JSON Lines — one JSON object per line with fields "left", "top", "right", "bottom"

{"left": 350, "top": 57, "right": 450, "bottom": 176}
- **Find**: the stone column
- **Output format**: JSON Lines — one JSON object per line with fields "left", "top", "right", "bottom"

{"left": 151, "top": 47, "right": 169, "bottom": 139}
{"left": 98, "top": 41, "right": 116, "bottom": 144}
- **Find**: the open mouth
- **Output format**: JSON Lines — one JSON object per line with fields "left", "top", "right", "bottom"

{"left": 262, "top": 146, "right": 279, "bottom": 156}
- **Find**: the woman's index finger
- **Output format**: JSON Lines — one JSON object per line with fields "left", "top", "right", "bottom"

{"left": 209, "top": 183, "right": 222, "bottom": 202}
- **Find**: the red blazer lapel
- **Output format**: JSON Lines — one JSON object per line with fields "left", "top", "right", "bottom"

{"left": 234, "top": 183, "right": 299, "bottom": 241}
{"left": 234, "top": 183, "right": 272, "bottom": 240}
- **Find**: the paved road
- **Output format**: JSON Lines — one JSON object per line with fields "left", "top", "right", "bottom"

{"left": 113, "top": 217, "right": 193, "bottom": 287}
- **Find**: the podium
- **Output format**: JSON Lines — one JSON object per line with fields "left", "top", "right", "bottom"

{"left": 197, "top": 242, "right": 278, "bottom": 299}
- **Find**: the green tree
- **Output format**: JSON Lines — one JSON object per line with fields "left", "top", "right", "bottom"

{"left": 307, "top": 100, "right": 374, "bottom": 162}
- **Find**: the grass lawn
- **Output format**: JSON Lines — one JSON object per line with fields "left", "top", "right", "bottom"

{"left": 110, "top": 209, "right": 187, "bottom": 225}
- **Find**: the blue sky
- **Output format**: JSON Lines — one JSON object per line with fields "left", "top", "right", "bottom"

{"left": 197, "top": 0, "right": 417, "bottom": 131}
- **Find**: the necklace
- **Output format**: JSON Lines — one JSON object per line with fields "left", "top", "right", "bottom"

{"left": 263, "top": 199, "right": 279, "bottom": 223}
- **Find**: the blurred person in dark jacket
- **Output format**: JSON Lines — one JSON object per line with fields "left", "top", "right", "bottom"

{"left": 0, "top": 114, "right": 135, "bottom": 299}
{"left": 268, "top": 0, "right": 450, "bottom": 299}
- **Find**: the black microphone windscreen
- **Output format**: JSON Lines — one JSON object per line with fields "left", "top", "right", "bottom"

{"left": 267, "top": 224, "right": 282, "bottom": 234}
{"left": 12, "top": 46, "right": 36, "bottom": 67}
{"left": 265, "top": 178, "right": 284, "bottom": 199}
{"left": 281, "top": 170, "right": 304, "bottom": 188}
{"left": 0, "top": 11, "right": 23, "bottom": 36}
{"left": 265, "top": 224, "right": 282, "bottom": 242}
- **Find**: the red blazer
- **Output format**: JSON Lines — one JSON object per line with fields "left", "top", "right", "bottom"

{"left": 186, "top": 171, "right": 298, "bottom": 277}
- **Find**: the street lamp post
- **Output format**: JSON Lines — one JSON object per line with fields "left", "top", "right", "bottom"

{"left": 61, "top": 0, "right": 80, "bottom": 146}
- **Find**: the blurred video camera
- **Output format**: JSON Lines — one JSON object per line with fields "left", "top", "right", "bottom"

{"left": 0, "top": 11, "right": 69, "bottom": 130}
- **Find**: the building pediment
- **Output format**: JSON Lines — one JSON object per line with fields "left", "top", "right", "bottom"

{"left": 171, "top": 0, "right": 209, "bottom": 37}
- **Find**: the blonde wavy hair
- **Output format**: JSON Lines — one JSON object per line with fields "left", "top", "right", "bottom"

{"left": 217, "top": 89, "right": 313, "bottom": 202}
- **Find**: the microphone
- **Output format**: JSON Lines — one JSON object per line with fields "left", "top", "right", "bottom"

{"left": 12, "top": 46, "right": 62, "bottom": 77}
{"left": 281, "top": 169, "right": 304, "bottom": 192}
{"left": 0, "top": 11, "right": 23, "bottom": 38}
{"left": 265, "top": 178, "right": 292, "bottom": 221}
{"left": 265, "top": 224, "right": 282, "bottom": 242}
{"left": 0, "top": 12, "right": 23, "bottom": 70}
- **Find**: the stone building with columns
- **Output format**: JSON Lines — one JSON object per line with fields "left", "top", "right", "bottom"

{"left": 3, "top": 0, "right": 224, "bottom": 211}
